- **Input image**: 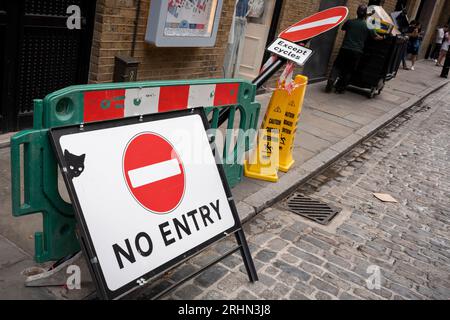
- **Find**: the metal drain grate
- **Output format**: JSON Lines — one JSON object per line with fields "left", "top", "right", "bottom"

{"left": 286, "top": 193, "right": 340, "bottom": 225}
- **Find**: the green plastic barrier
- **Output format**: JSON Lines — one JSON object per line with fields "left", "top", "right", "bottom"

{"left": 11, "top": 79, "right": 260, "bottom": 262}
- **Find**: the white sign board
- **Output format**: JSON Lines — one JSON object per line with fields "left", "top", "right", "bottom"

{"left": 50, "top": 109, "right": 241, "bottom": 299}
{"left": 267, "top": 38, "right": 313, "bottom": 66}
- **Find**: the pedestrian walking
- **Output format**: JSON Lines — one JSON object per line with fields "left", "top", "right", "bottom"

{"left": 430, "top": 25, "right": 447, "bottom": 62}
{"left": 436, "top": 28, "right": 450, "bottom": 67}
{"left": 406, "top": 20, "right": 422, "bottom": 71}
{"left": 393, "top": 8, "right": 410, "bottom": 70}
{"left": 326, "top": 4, "right": 383, "bottom": 93}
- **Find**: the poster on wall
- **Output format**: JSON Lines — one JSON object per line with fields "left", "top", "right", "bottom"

{"left": 164, "top": 0, "right": 217, "bottom": 37}
{"left": 145, "top": 0, "right": 223, "bottom": 47}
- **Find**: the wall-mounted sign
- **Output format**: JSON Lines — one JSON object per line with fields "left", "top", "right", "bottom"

{"left": 145, "top": 0, "right": 223, "bottom": 47}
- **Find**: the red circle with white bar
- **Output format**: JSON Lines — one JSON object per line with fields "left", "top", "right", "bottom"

{"left": 279, "top": 6, "right": 348, "bottom": 43}
{"left": 123, "top": 132, "right": 185, "bottom": 214}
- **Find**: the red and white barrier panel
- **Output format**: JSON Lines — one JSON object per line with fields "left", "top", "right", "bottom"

{"left": 83, "top": 83, "right": 240, "bottom": 123}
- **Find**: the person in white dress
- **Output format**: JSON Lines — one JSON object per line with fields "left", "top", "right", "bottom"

{"left": 437, "top": 30, "right": 450, "bottom": 67}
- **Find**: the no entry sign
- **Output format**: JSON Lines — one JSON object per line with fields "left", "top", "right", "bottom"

{"left": 279, "top": 6, "right": 348, "bottom": 43}
{"left": 50, "top": 109, "right": 256, "bottom": 299}
{"left": 123, "top": 133, "right": 185, "bottom": 214}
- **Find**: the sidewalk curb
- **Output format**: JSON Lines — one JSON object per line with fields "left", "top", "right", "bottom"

{"left": 237, "top": 79, "right": 450, "bottom": 224}
{"left": 0, "top": 132, "right": 15, "bottom": 149}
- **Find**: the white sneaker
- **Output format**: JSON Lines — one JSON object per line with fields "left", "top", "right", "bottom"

{"left": 434, "top": 59, "right": 438, "bottom": 63}
{"left": 411, "top": 66, "right": 415, "bottom": 70}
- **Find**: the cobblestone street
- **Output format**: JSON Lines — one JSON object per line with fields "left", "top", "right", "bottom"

{"left": 135, "top": 84, "right": 450, "bottom": 300}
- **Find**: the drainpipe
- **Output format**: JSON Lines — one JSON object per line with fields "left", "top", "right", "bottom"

{"left": 131, "top": 0, "right": 141, "bottom": 57}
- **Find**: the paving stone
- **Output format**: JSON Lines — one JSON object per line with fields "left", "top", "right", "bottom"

{"left": 324, "top": 263, "right": 367, "bottom": 287}
{"left": 272, "top": 260, "right": 311, "bottom": 282}
{"left": 290, "top": 221, "right": 311, "bottom": 233}
{"left": 339, "top": 292, "right": 360, "bottom": 300}
{"left": 298, "top": 261, "right": 324, "bottom": 277}
{"left": 279, "top": 228, "right": 300, "bottom": 242}
{"left": 266, "top": 238, "right": 289, "bottom": 251}
{"left": 258, "top": 274, "right": 277, "bottom": 288}
{"left": 194, "top": 265, "right": 228, "bottom": 288}
{"left": 289, "top": 291, "right": 310, "bottom": 300}
{"left": 170, "top": 264, "right": 198, "bottom": 282}
{"left": 310, "top": 277, "right": 339, "bottom": 296}
{"left": 280, "top": 253, "right": 299, "bottom": 264}
{"left": 255, "top": 249, "right": 277, "bottom": 263}
{"left": 264, "top": 265, "right": 280, "bottom": 277}
{"left": 387, "top": 283, "right": 425, "bottom": 300}
{"left": 173, "top": 284, "right": 203, "bottom": 300}
{"left": 320, "top": 272, "right": 352, "bottom": 291}
{"left": 276, "top": 270, "right": 301, "bottom": 286}
{"left": 287, "top": 247, "right": 325, "bottom": 266}
{"left": 293, "top": 239, "right": 323, "bottom": 254}
{"left": 294, "top": 281, "right": 315, "bottom": 296}
{"left": 216, "top": 272, "right": 248, "bottom": 294}
{"left": 314, "top": 291, "right": 333, "bottom": 300}
{"left": 301, "top": 235, "right": 333, "bottom": 251}
{"left": 235, "top": 289, "right": 258, "bottom": 300}
{"left": 220, "top": 254, "right": 242, "bottom": 269}
{"left": 202, "top": 290, "right": 228, "bottom": 300}
{"left": 322, "top": 251, "right": 353, "bottom": 269}
{"left": 352, "top": 288, "right": 383, "bottom": 300}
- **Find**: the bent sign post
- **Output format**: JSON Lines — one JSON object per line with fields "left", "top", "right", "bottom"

{"left": 50, "top": 108, "right": 257, "bottom": 299}
{"left": 265, "top": 6, "right": 348, "bottom": 66}
{"left": 251, "top": 6, "right": 349, "bottom": 87}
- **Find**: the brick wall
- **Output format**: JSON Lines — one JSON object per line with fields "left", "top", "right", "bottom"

{"left": 88, "top": 0, "right": 235, "bottom": 83}
{"left": 88, "top": 0, "right": 444, "bottom": 87}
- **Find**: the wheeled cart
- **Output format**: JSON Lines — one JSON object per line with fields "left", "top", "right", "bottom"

{"left": 348, "top": 35, "right": 407, "bottom": 98}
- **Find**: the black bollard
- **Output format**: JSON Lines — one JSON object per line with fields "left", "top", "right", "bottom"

{"left": 440, "top": 50, "right": 450, "bottom": 78}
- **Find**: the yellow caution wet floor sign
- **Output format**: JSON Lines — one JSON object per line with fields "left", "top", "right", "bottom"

{"left": 245, "top": 66, "right": 308, "bottom": 182}
{"left": 279, "top": 75, "right": 308, "bottom": 172}
{"left": 244, "top": 88, "right": 287, "bottom": 182}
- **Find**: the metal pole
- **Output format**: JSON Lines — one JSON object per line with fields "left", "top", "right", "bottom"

{"left": 217, "top": 56, "right": 286, "bottom": 126}
{"left": 252, "top": 57, "right": 286, "bottom": 88}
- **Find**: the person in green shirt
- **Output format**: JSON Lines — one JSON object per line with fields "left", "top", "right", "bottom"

{"left": 326, "top": 4, "right": 383, "bottom": 93}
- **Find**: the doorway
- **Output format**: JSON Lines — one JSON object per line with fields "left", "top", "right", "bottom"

{"left": 236, "top": 0, "right": 277, "bottom": 80}
{"left": 302, "top": 0, "right": 347, "bottom": 82}
{"left": 0, "top": 0, "right": 96, "bottom": 133}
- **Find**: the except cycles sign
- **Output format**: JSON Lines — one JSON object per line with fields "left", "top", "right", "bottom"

{"left": 50, "top": 109, "right": 244, "bottom": 299}
{"left": 267, "top": 38, "right": 313, "bottom": 66}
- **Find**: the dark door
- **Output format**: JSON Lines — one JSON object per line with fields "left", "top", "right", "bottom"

{"left": 0, "top": 0, "right": 96, "bottom": 133}
{"left": 302, "top": 0, "right": 347, "bottom": 82}
{"left": 0, "top": 2, "right": 9, "bottom": 131}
